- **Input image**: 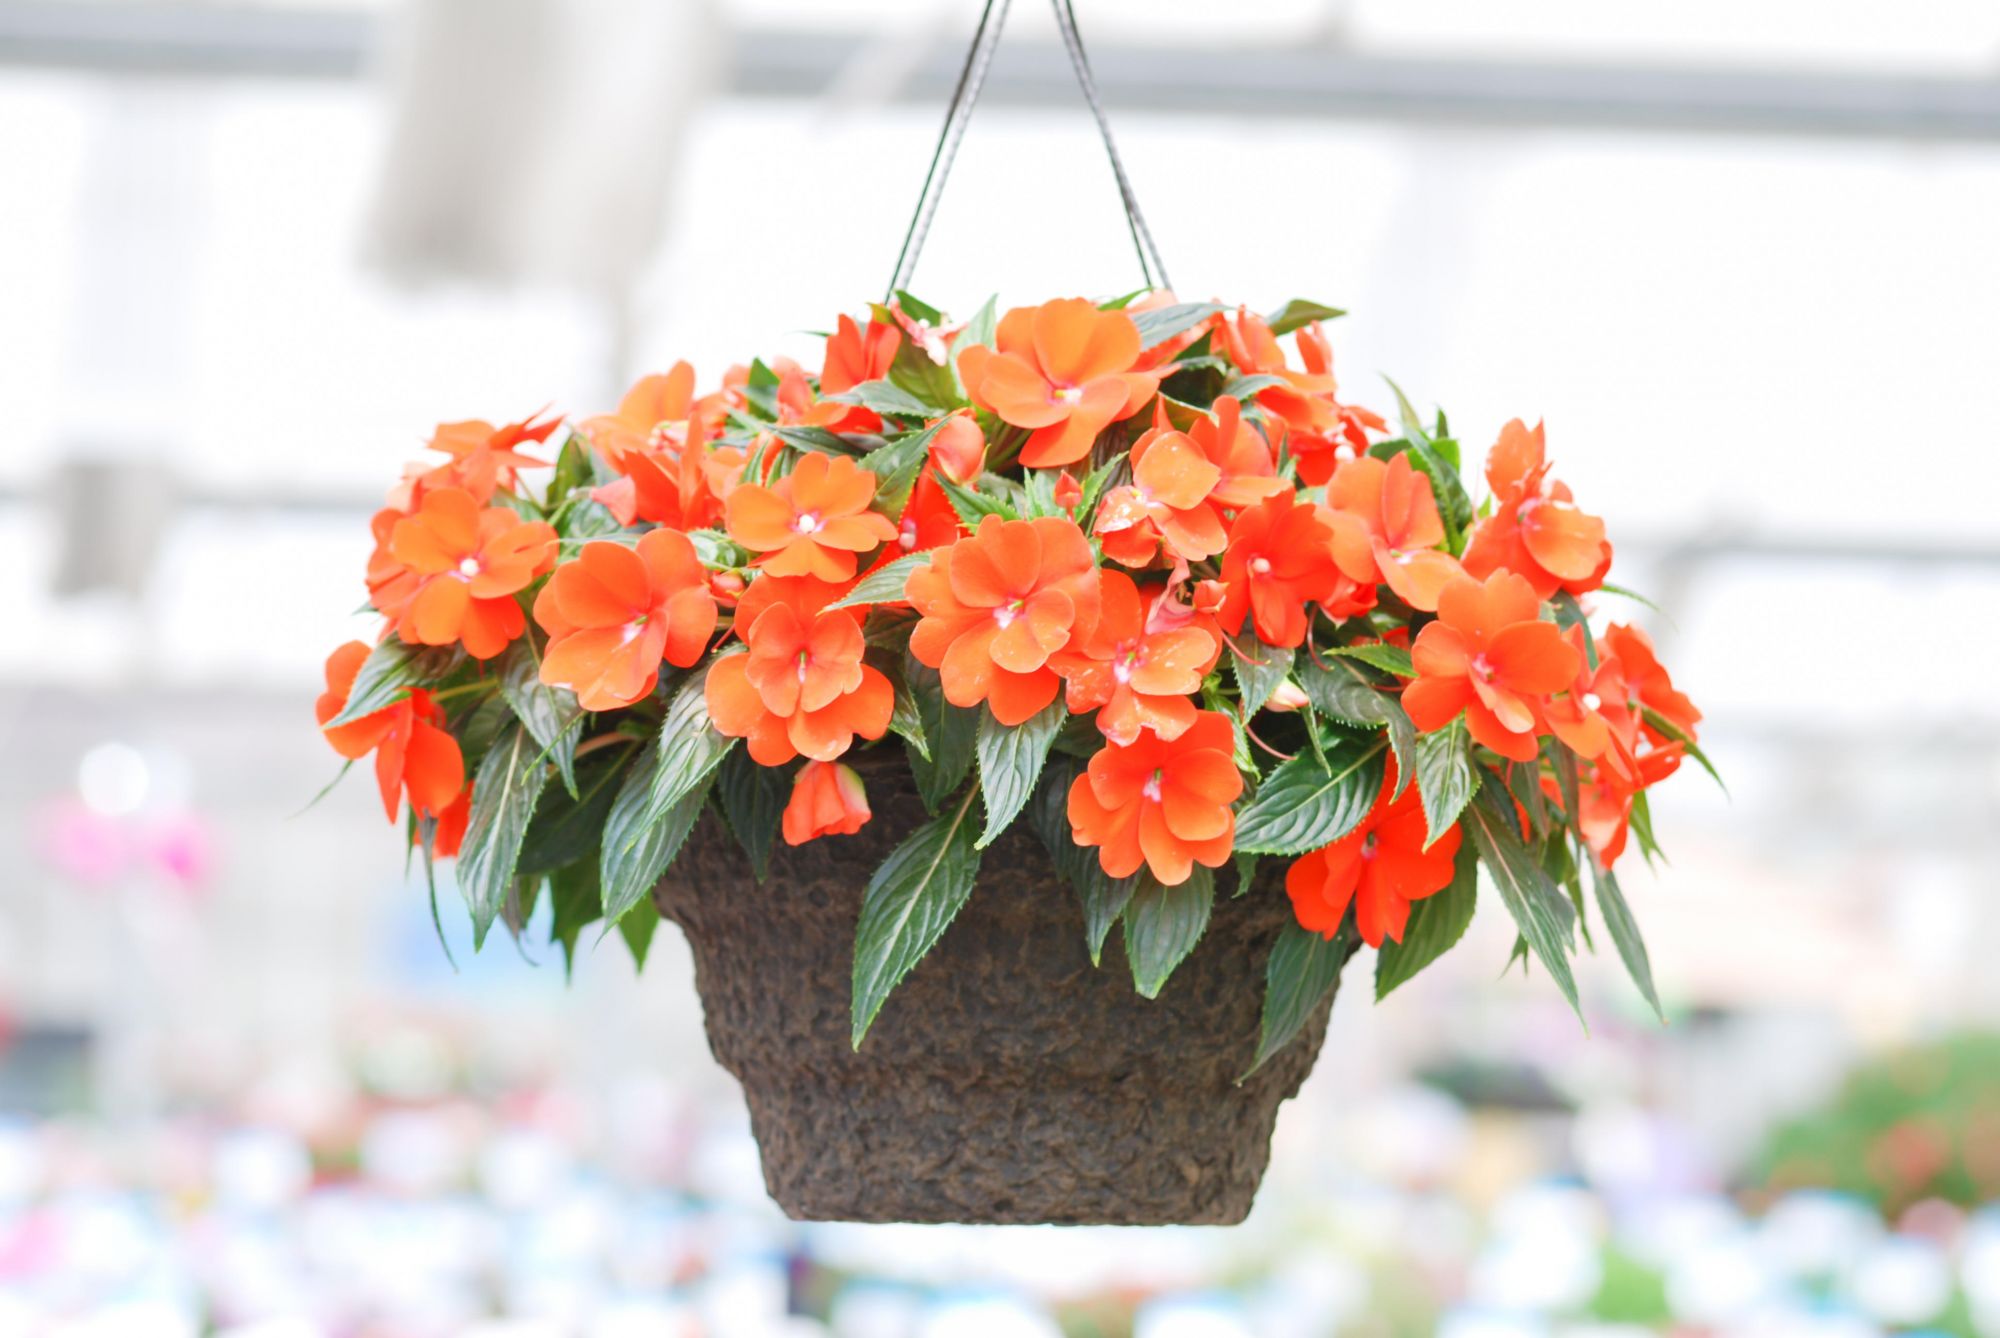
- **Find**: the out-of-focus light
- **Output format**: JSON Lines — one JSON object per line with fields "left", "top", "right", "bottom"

{"left": 1846, "top": 1234, "right": 1952, "bottom": 1326}
{"left": 78, "top": 741, "right": 149, "bottom": 816}
{"left": 916, "top": 1295, "right": 1063, "bottom": 1338}
{"left": 1135, "top": 1293, "right": 1256, "bottom": 1338}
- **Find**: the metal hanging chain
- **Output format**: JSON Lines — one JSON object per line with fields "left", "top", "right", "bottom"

{"left": 885, "top": 0, "right": 1172, "bottom": 300}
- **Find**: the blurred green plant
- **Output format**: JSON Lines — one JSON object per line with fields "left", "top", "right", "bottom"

{"left": 1751, "top": 1032, "right": 2000, "bottom": 1216}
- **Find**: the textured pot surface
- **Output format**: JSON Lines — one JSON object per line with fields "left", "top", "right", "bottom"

{"left": 657, "top": 763, "right": 1341, "bottom": 1225}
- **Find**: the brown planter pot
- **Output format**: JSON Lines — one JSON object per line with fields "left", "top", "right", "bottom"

{"left": 656, "top": 764, "right": 1343, "bottom": 1226}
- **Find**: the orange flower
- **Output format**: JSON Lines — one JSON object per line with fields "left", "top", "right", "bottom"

{"left": 869, "top": 465, "right": 963, "bottom": 574}
{"left": 1462, "top": 420, "right": 1612, "bottom": 599}
{"left": 906, "top": 514, "right": 1102, "bottom": 725}
{"left": 957, "top": 298, "right": 1159, "bottom": 467}
{"left": 1541, "top": 624, "right": 1624, "bottom": 766}
{"left": 581, "top": 363, "right": 701, "bottom": 464}
{"left": 1565, "top": 746, "right": 1682, "bottom": 870}
{"left": 1286, "top": 765, "right": 1462, "bottom": 947}
{"left": 429, "top": 785, "right": 473, "bottom": 858}
{"left": 1049, "top": 570, "right": 1218, "bottom": 745}
{"left": 1217, "top": 310, "right": 1376, "bottom": 451}
{"left": 703, "top": 575, "right": 894, "bottom": 764}
{"left": 928, "top": 411, "right": 987, "bottom": 486}
{"left": 537, "top": 529, "right": 719, "bottom": 711}
{"left": 415, "top": 413, "right": 556, "bottom": 504}
{"left": 724, "top": 453, "right": 898, "bottom": 582}
{"left": 776, "top": 359, "right": 881, "bottom": 436}
{"left": 373, "top": 487, "right": 558, "bottom": 660}
{"left": 1322, "top": 453, "right": 1464, "bottom": 612}
{"left": 1403, "top": 571, "right": 1580, "bottom": 761}
{"left": 1215, "top": 492, "right": 1347, "bottom": 648}
{"left": 1282, "top": 323, "right": 1385, "bottom": 486}
{"left": 1096, "top": 397, "right": 1286, "bottom": 567}
{"left": 581, "top": 364, "right": 725, "bottom": 530}
{"left": 1065, "top": 710, "right": 1243, "bottom": 885}
{"left": 316, "top": 641, "right": 465, "bottom": 824}
{"left": 1602, "top": 622, "right": 1701, "bottom": 746}
{"left": 819, "top": 314, "right": 902, "bottom": 396}
{"left": 781, "top": 760, "right": 873, "bottom": 845}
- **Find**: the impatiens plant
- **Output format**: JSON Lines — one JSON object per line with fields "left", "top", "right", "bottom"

{"left": 315, "top": 291, "right": 1712, "bottom": 1060}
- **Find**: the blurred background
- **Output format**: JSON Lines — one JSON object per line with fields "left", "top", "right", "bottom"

{"left": 3, "top": 0, "right": 2000, "bottom": 1334}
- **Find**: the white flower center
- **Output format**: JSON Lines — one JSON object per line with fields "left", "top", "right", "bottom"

{"left": 1583, "top": 691, "right": 1602, "bottom": 711}
{"left": 1249, "top": 557, "right": 1272, "bottom": 576}
{"left": 794, "top": 512, "right": 822, "bottom": 535}
{"left": 456, "top": 557, "right": 481, "bottom": 579}
{"left": 1141, "top": 768, "right": 1164, "bottom": 803}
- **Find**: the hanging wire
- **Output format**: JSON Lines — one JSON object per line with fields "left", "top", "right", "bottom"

{"left": 885, "top": 0, "right": 1014, "bottom": 301}
{"left": 884, "top": 0, "right": 1172, "bottom": 299}
{"left": 1048, "top": 0, "right": 1170, "bottom": 293}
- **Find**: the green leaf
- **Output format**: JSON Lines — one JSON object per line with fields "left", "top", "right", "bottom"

{"left": 1131, "top": 302, "right": 1223, "bottom": 349}
{"left": 1296, "top": 656, "right": 1417, "bottom": 798}
{"left": 769, "top": 424, "right": 857, "bottom": 456}
{"left": 1380, "top": 378, "right": 1475, "bottom": 543}
{"left": 1628, "top": 788, "right": 1664, "bottom": 867}
{"left": 1551, "top": 591, "right": 1597, "bottom": 671}
{"left": 1229, "top": 631, "right": 1295, "bottom": 716}
{"left": 936, "top": 471, "right": 1016, "bottom": 528}
{"left": 548, "top": 859, "right": 602, "bottom": 977}
{"left": 827, "top": 377, "right": 942, "bottom": 420}
{"left": 887, "top": 667, "right": 930, "bottom": 762}
{"left": 1219, "top": 373, "right": 1290, "bottom": 402}
{"left": 615, "top": 900, "right": 662, "bottom": 971}
{"left": 888, "top": 337, "right": 964, "bottom": 414}
{"left": 1510, "top": 758, "right": 1551, "bottom": 840}
{"left": 889, "top": 290, "right": 944, "bottom": 324}
{"left": 547, "top": 429, "right": 595, "bottom": 505}
{"left": 1467, "top": 776, "right": 1583, "bottom": 1021}
{"left": 1592, "top": 859, "right": 1663, "bottom": 1020}
{"left": 455, "top": 725, "right": 552, "bottom": 949}
{"left": 1028, "top": 757, "right": 1139, "bottom": 963}
{"left": 322, "top": 637, "right": 433, "bottom": 727}
{"left": 826, "top": 551, "right": 931, "bottom": 610}
{"left": 1327, "top": 642, "right": 1416, "bottom": 678}
{"left": 1599, "top": 581, "right": 1664, "bottom": 613}
{"left": 649, "top": 660, "right": 736, "bottom": 814}
{"left": 563, "top": 497, "right": 624, "bottom": 540}
{"left": 1077, "top": 451, "right": 1128, "bottom": 518}
{"left": 851, "top": 790, "right": 983, "bottom": 1047}
{"left": 1413, "top": 720, "right": 1477, "bottom": 848}
{"left": 1265, "top": 298, "right": 1346, "bottom": 337}
{"left": 903, "top": 649, "right": 976, "bottom": 812}
{"left": 600, "top": 746, "right": 718, "bottom": 924}
{"left": 1642, "top": 707, "right": 1727, "bottom": 793}
{"left": 1233, "top": 741, "right": 1387, "bottom": 856}
{"left": 517, "top": 749, "right": 627, "bottom": 876}
{"left": 499, "top": 639, "right": 582, "bottom": 797}
{"left": 1244, "top": 921, "right": 1355, "bottom": 1078}
{"left": 1374, "top": 842, "right": 1478, "bottom": 1000}
{"left": 716, "top": 748, "right": 790, "bottom": 882}
{"left": 1123, "top": 868, "right": 1216, "bottom": 999}
{"left": 867, "top": 417, "right": 949, "bottom": 517}
{"left": 951, "top": 295, "right": 999, "bottom": 382}
{"left": 974, "top": 701, "right": 1064, "bottom": 849}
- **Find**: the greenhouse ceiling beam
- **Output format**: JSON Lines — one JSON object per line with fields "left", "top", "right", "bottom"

{"left": 4, "top": 1, "right": 2000, "bottom": 142}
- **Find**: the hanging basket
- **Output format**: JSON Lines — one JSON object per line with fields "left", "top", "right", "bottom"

{"left": 309, "top": 0, "right": 1710, "bottom": 1230}
{"left": 658, "top": 755, "right": 1337, "bottom": 1225}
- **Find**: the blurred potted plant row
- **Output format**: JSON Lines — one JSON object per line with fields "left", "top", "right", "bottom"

{"left": 314, "top": 292, "right": 1710, "bottom": 1222}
